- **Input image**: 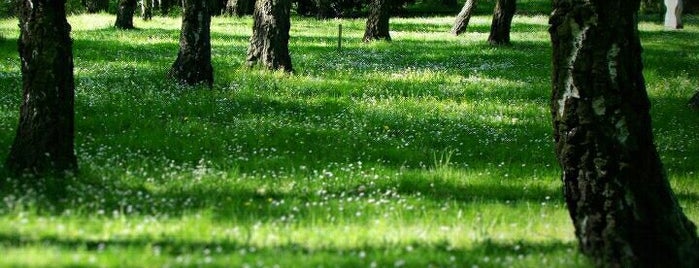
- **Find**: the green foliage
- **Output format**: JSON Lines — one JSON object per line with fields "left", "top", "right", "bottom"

{"left": 0, "top": 13, "right": 698, "bottom": 267}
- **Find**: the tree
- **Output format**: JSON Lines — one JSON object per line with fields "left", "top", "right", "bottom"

{"left": 142, "top": 0, "right": 153, "bottom": 20}
{"left": 550, "top": 0, "right": 699, "bottom": 266}
{"left": 246, "top": 0, "right": 293, "bottom": 72}
{"left": 487, "top": 0, "right": 515, "bottom": 45}
{"left": 115, "top": 0, "right": 138, "bottom": 29}
{"left": 689, "top": 91, "right": 699, "bottom": 111}
{"left": 363, "top": 0, "right": 391, "bottom": 42}
{"left": 451, "top": 0, "right": 478, "bottom": 36}
{"left": 169, "top": 0, "right": 214, "bottom": 87}
{"left": 82, "top": 0, "right": 109, "bottom": 13}
{"left": 225, "top": 0, "right": 255, "bottom": 16}
{"left": 6, "top": 0, "right": 77, "bottom": 174}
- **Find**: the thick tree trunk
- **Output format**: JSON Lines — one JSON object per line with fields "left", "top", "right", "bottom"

{"left": 82, "top": 0, "right": 109, "bottom": 13}
{"left": 6, "top": 0, "right": 77, "bottom": 174}
{"left": 142, "top": 0, "right": 153, "bottom": 20}
{"left": 246, "top": 0, "right": 293, "bottom": 72}
{"left": 169, "top": 0, "right": 214, "bottom": 87}
{"left": 451, "top": 0, "right": 478, "bottom": 36}
{"left": 115, "top": 0, "right": 138, "bottom": 29}
{"left": 363, "top": 0, "right": 390, "bottom": 42}
{"left": 550, "top": 0, "right": 699, "bottom": 267}
{"left": 487, "top": 0, "right": 515, "bottom": 45}
{"left": 225, "top": 0, "right": 254, "bottom": 16}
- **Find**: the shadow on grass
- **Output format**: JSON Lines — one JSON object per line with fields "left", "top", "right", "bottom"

{"left": 0, "top": 231, "right": 586, "bottom": 266}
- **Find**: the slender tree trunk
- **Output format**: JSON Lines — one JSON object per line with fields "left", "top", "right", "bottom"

{"left": 160, "top": 0, "right": 171, "bottom": 15}
{"left": 296, "top": 0, "right": 316, "bottom": 16}
{"left": 689, "top": 91, "right": 699, "bottom": 111}
{"left": 169, "top": 0, "right": 214, "bottom": 87}
{"left": 225, "top": 0, "right": 254, "bottom": 16}
{"left": 7, "top": 0, "right": 77, "bottom": 174}
{"left": 451, "top": 0, "right": 478, "bottom": 36}
{"left": 487, "top": 0, "right": 515, "bottom": 45}
{"left": 142, "top": 0, "right": 153, "bottom": 20}
{"left": 314, "top": 0, "right": 332, "bottom": 18}
{"left": 550, "top": 0, "right": 699, "bottom": 267}
{"left": 82, "top": 0, "right": 109, "bottom": 13}
{"left": 115, "top": 0, "right": 138, "bottom": 29}
{"left": 363, "top": 0, "right": 390, "bottom": 42}
{"left": 246, "top": 0, "right": 293, "bottom": 72}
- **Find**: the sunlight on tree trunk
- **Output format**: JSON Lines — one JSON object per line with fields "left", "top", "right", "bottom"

{"left": 550, "top": 0, "right": 699, "bottom": 266}
{"left": 169, "top": 0, "right": 214, "bottom": 87}
{"left": 7, "top": 0, "right": 77, "bottom": 175}
{"left": 487, "top": 0, "right": 515, "bottom": 45}
{"left": 246, "top": 0, "right": 293, "bottom": 72}
{"left": 225, "top": 0, "right": 254, "bottom": 16}
{"left": 363, "top": 0, "right": 391, "bottom": 42}
{"left": 115, "top": 0, "right": 138, "bottom": 29}
{"left": 451, "top": 0, "right": 478, "bottom": 36}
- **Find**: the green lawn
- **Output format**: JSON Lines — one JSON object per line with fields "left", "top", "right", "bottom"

{"left": 0, "top": 12, "right": 697, "bottom": 267}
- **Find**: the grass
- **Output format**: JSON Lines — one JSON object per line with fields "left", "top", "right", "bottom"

{"left": 0, "top": 11, "right": 698, "bottom": 267}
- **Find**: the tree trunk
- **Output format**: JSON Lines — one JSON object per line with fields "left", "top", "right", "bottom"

{"left": 314, "top": 0, "right": 333, "bottom": 19}
{"left": 160, "top": 0, "right": 171, "bottom": 15}
{"left": 142, "top": 0, "right": 153, "bottom": 20}
{"left": 296, "top": 0, "right": 316, "bottom": 16}
{"left": 550, "top": 0, "right": 699, "bottom": 267}
{"left": 363, "top": 0, "right": 390, "bottom": 42}
{"left": 82, "top": 0, "right": 109, "bottom": 13}
{"left": 246, "top": 0, "right": 293, "bottom": 72}
{"left": 6, "top": 0, "right": 77, "bottom": 175}
{"left": 169, "top": 0, "right": 214, "bottom": 87}
{"left": 115, "top": 0, "right": 138, "bottom": 29}
{"left": 487, "top": 0, "right": 515, "bottom": 45}
{"left": 689, "top": 90, "right": 699, "bottom": 111}
{"left": 451, "top": 0, "right": 478, "bottom": 36}
{"left": 225, "top": 0, "right": 254, "bottom": 16}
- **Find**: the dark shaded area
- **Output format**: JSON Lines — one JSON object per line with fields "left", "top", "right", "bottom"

{"left": 115, "top": 0, "right": 138, "bottom": 29}
{"left": 6, "top": 0, "right": 77, "bottom": 175}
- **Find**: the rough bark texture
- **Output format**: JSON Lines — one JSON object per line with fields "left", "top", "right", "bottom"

{"left": 550, "top": 0, "right": 699, "bottom": 267}
{"left": 451, "top": 0, "right": 478, "bottom": 36}
{"left": 225, "top": 0, "right": 254, "bottom": 16}
{"left": 169, "top": 0, "right": 214, "bottom": 87}
{"left": 487, "top": 0, "right": 516, "bottom": 45}
{"left": 246, "top": 0, "right": 293, "bottom": 72}
{"left": 7, "top": 0, "right": 77, "bottom": 174}
{"left": 363, "top": 0, "right": 390, "bottom": 42}
{"left": 82, "top": 0, "right": 109, "bottom": 13}
{"left": 142, "top": 0, "right": 153, "bottom": 20}
{"left": 115, "top": 0, "right": 138, "bottom": 29}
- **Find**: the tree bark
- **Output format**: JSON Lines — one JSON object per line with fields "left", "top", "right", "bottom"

{"left": 169, "top": 0, "right": 214, "bottom": 87}
{"left": 225, "top": 0, "right": 254, "bottom": 16}
{"left": 82, "top": 0, "right": 109, "bottom": 13}
{"left": 451, "top": 0, "right": 478, "bottom": 36}
{"left": 115, "top": 0, "right": 138, "bottom": 29}
{"left": 142, "top": 0, "right": 153, "bottom": 20}
{"left": 550, "top": 1, "right": 699, "bottom": 267}
{"left": 6, "top": 0, "right": 77, "bottom": 175}
{"left": 487, "top": 0, "right": 515, "bottom": 45}
{"left": 363, "top": 0, "right": 391, "bottom": 42}
{"left": 246, "top": 0, "right": 293, "bottom": 72}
